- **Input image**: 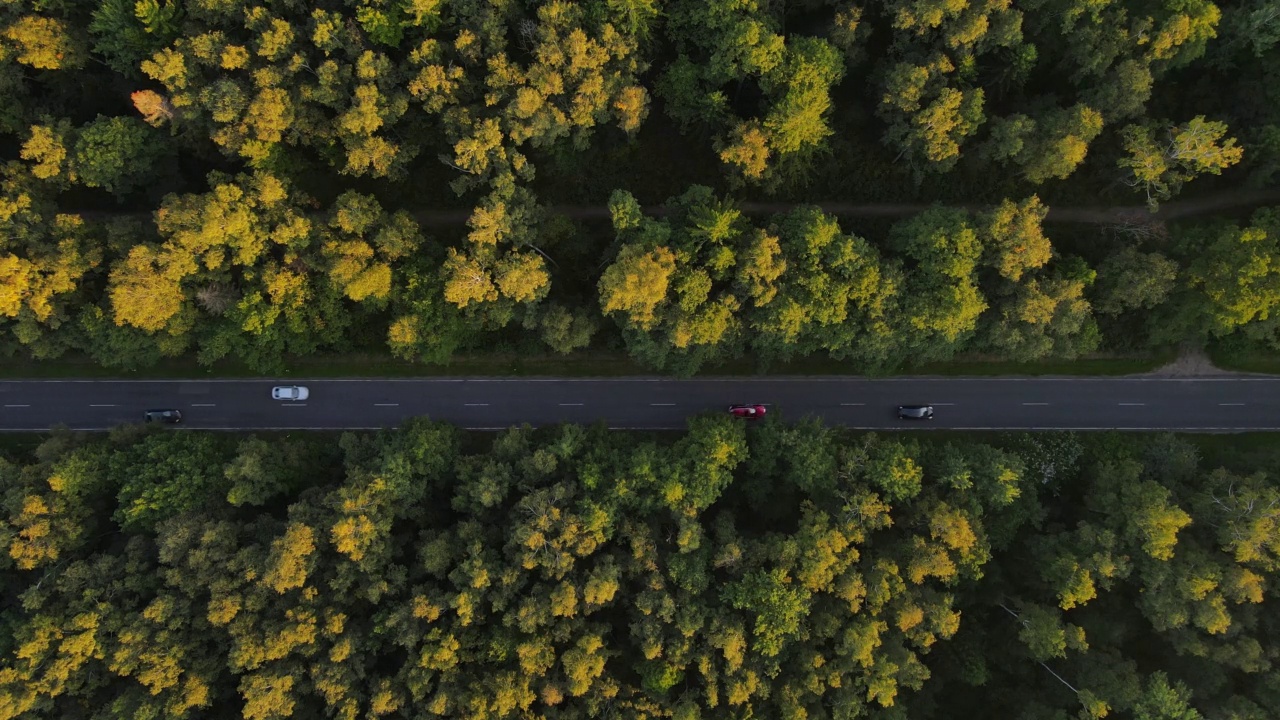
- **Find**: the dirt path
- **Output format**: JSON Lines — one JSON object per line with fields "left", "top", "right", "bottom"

{"left": 410, "top": 186, "right": 1280, "bottom": 227}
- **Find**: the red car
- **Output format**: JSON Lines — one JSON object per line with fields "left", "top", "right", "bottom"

{"left": 728, "top": 404, "right": 767, "bottom": 419}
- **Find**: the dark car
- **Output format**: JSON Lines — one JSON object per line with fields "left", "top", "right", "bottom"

{"left": 144, "top": 409, "right": 183, "bottom": 424}
{"left": 728, "top": 404, "right": 767, "bottom": 419}
{"left": 897, "top": 405, "right": 934, "bottom": 420}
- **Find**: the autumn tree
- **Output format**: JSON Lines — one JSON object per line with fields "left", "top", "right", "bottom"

{"left": 0, "top": 162, "right": 103, "bottom": 361}
{"left": 879, "top": 54, "right": 985, "bottom": 174}
{"left": 1119, "top": 117, "right": 1245, "bottom": 211}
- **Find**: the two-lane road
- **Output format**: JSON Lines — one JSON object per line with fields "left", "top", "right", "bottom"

{"left": 0, "top": 377, "right": 1277, "bottom": 431}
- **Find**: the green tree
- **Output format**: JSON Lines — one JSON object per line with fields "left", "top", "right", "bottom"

{"left": 111, "top": 434, "right": 231, "bottom": 532}
{"left": 750, "top": 206, "right": 898, "bottom": 368}
{"left": 988, "top": 105, "right": 1105, "bottom": 184}
{"left": 1187, "top": 211, "right": 1280, "bottom": 339}
{"left": 981, "top": 251, "right": 1099, "bottom": 361}
{"left": 1093, "top": 247, "right": 1179, "bottom": 316}
{"left": 890, "top": 207, "right": 987, "bottom": 361}
{"left": 722, "top": 568, "right": 812, "bottom": 657}
{"left": 72, "top": 115, "right": 167, "bottom": 195}
{"left": 89, "top": 0, "right": 182, "bottom": 76}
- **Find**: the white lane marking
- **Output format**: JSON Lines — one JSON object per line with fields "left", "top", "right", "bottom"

{"left": 4, "top": 404, "right": 30, "bottom": 408}
{"left": 1219, "top": 403, "right": 1245, "bottom": 406}
{"left": 932, "top": 403, "right": 957, "bottom": 406}
{"left": 650, "top": 403, "right": 676, "bottom": 406}
{"left": 1022, "top": 402, "right": 1049, "bottom": 406}
{"left": 373, "top": 403, "right": 399, "bottom": 407}
{"left": 464, "top": 403, "right": 489, "bottom": 407}
{"left": 283, "top": 403, "right": 308, "bottom": 407}
{"left": 190, "top": 403, "right": 216, "bottom": 407}
{"left": 559, "top": 403, "right": 584, "bottom": 407}
{"left": 89, "top": 404, "right": 116, "bottom": 407}
{"left": 841, "top": 403, "right": 865, "bottom": 406}
{"left": 1118, "top": 402, "right": 1145, "bottom": 406}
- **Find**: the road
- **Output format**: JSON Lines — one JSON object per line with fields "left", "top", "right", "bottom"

{"left": 0, "top": 377, "right": 1278, "bottom": 432}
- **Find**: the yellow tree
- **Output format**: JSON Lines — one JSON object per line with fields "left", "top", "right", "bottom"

{"left": 598, "top": 244, "right": 677, "bottom": 330}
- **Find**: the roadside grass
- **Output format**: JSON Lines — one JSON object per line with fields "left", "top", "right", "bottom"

{"left": 0, "top": 433, "right": 46, "bottom": 459}
{"left": 0, "top": 349, "right": 1174, "bottom": 380}
{"left": 1207, "top": 344, "right": 1280, "bottom": 374}
{"left": 1186, "top": 432, "right": 1280, "bottom": 475}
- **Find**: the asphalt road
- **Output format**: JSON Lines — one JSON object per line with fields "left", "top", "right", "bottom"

{"left": 0, "top": 377, "right": 1278, "bottom": 432}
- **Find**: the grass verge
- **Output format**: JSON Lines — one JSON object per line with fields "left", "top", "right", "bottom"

{"left": 1186, "top": 432, "right": 1280, "bottom": 475}
{"left": 0, "top": 349, "right": 1175, "bottom": 379}
{"left": 1207, "top": 345, "right": 1280, "bottom": 374}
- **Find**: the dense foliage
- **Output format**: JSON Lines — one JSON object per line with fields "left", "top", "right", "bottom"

{"left": 1, "top": 422, "right": 1277, "bottom": 719}
{"left": 1, "top": 0, "right": 1279, "bottom": 371}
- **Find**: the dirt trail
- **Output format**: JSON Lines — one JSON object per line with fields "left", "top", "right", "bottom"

{"left": 410, "top": 186, "right": 1280, "bottom": 227}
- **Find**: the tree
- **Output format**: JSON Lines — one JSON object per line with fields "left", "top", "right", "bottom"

{"left": 3, "top": 15, "right": 85, "bottom": 70}
{"left": 72, "top": 115, "right": 167, "bottom": 195}
{"left": 1092, "top": 248, "right": 1179, "bottom": 316}
{"left": 111, "top": 434, "right": 231, "bottom": 532}
{"left": 722, "top": 568, "right": 811, "bottom": 657}
{"left": 890, "top": 207, "right": 987, "bottom": 361}
{"left": 224, "top": 436, "right": 315, "bottom": 507}
{"left": 990, "top": 105, "right": 1105, "bottom": 184}
{"left": 319, "top": 192, "right": 422, "bottom": 304}
{"left": 1119, "top": 117, "right": 1245, "bottom": 210}
{"left": 20, "top": 120, "right": 72, "bottom": 182}
{"left": 754, "top": 206, "right": 899, "bottom": 367}
{"left": 387, "top": 257, "right": 476, "bottom": 364}
{"left": 756, "top": 36, "right": 846, "bottom": 182}
{"left": 982, "top": 271, "right": 1099, "bottom": 361}
{"left": 1187, "top": 211, "right": 1280, "bottom": 337}
{"left": 1, "top": 444, "right": 109, "bottom": 571}
{"left": 599, "top": 243, "right": 677, "bottom": 331}
{"left": 108, "top": 244, "right": 192, "bottom": 334}
{"left": 659, "top": 0, "right": 843, "bottom": 185}
{"left": 879, "top": 54, "right": 985, "bottom": 173}
{"left": 1133, "top": 672, "right": 1204, "bottom": 720}
{"left": 89, "top": 0, "right": 182, "bottom": 76}
{"left": 534, "top": 303, "right": 597, "bottom": 354}
{"left": 982, "top": 196, "right": 1052, "bottom": 282}
{"left": 260, "top": 523, "right": 316, "bottom": 594}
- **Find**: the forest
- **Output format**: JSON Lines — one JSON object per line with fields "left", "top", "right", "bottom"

{"left": 0, "top": 421, "right": 1277, "bottom": 719}
{"left": 1, "top": 0, "right": 1279, "bottom": 373}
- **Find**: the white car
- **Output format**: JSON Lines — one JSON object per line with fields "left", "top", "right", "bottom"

{"left": 272, "top": 386, "right": 309, "bottom": 401}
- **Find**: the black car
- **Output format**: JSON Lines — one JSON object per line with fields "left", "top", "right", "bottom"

{"left": 144, "top": 409, "right": 183, "bottom": 424}
{"left": 897, "top": 405, "right": 934, "bottom": 420}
